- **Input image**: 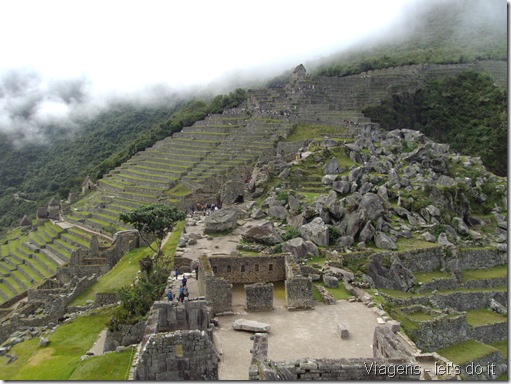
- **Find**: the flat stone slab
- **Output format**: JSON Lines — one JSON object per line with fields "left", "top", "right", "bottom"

{"left": 233, "top": 319, "right": 271, "bottom": 333}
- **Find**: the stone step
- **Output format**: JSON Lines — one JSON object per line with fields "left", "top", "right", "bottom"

{"left": 181, "top": 125, "right": 239, "bottom": 134}
{"left": 120, "top": 168, "right": 175, "bottom": 183}
{"left": 115, "top": 191, "right": 161, "bottom": 203}
{"left": 61, "top": 232, "right": 90, "bottom": 248}
{"left": 172, "top": 131, "right": 229, "bottom": 141}
{"left": 40, "top": 247, "right": 66, "bottom": 266}
{"left": 9, "top": 270, "right": 29, "bottom": 291}
{"left": 1, "top": 277, "right": 21, "bottom": 295}
{"left": 126, "top": 164, "right": 185, "bottom": 179}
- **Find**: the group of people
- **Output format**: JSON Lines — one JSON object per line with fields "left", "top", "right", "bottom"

{"left": 166, "top": 269, "right": 189, "bottom": 303}
{"left": 187, "top": 202, "right": 222, "bottom": 216}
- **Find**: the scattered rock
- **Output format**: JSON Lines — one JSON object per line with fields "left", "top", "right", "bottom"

{"left": 233, "top": 319, "right": 271, "bottom": 333}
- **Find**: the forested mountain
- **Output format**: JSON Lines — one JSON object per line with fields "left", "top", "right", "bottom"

{"left": 0, "top": 103, "right": 179, "bottom": 231}
{"left": 312, "top": 0, "right": 506, "bottom": 77}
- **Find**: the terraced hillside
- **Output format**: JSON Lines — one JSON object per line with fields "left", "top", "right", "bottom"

{"left": 0, "top": 222, "right": 107, "bottom": 304}
{"left": 0, "top": 60, "right": 506, "bottom": 308}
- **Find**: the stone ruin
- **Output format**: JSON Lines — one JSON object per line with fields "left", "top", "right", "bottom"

{"left": 197, "top": 253, "right": 313, "bottom": 315}
{"left": 132, "top": 300, "right": 219, "bottom": 380}
{"left": 249, "top": 325, "right": 421, "bottom": 380}
{"left": 0, "top": 229, "right": 140, "bottom": 345}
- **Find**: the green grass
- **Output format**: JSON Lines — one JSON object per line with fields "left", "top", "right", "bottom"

{"left": 69, "top": 346, "right": 135, "bottom": 380}
{"left": 465, "top": 308, "right": 507, "bottom": 326}
{"left": 436, "top": 340, "right": 499, "bottom": 365}
{"left": 313, "top": 281, "right": 353, "bottom": 301}
{"left": 0, "top": 307, "right": 115, "bottom": 380}
{"left": 307, "top": 255, "right": 328, "bottom": 267}
{"left": 489, "top": 340, "right": 507, "bottom": 359}
{"left": 396, "top": 237, "right": 441, "bottom": 252}
{"left": 164, "top": 183, "right": 192, "bottom": 198}
{"left": 68, "top": 245, "right": 155, "bottom": 306}
{"left": 414, "top": 270, "right": 450, "bottom": 283}
{"left": 462, "top": 265, "right": 507, "bottom": 280}
{"left": 406, "top": 311, "right": 435, "bottom": 322}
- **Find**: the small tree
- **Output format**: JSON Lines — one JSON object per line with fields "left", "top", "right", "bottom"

{"left": 119, "top": 203, "right": 186, "bottom": 256}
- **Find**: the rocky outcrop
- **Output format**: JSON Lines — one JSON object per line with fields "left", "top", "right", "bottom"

{"left": 299, "top": 217, "right": 329, "bottom": 247}
{"left": 282, "top": 237, "right": 319, "bottom": 259}
{"left": 241, "top": 221, "right": 283, "bottom": 245}
{"left": 204, "top": 209, "right": 238, "bottom": 233}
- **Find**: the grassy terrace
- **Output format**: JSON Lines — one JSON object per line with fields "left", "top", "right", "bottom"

{"left": 436, "top": 340, "right": 500, "bottom": 366}
{"left": 465, "top": 308, "right": 507, "bottom": 326}
{"left": 0, "top": 307, "right": 135, "bottom": 380}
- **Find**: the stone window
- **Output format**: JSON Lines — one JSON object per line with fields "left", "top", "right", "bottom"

{"left": 213, "top": 266, "right": 218, "bottom": 274}
{"left": 255, "top": 264, "right": 259, "bottom": 272}
{"left": 268, "top": 264, "right": 273, "bottom": 271}
{"left": 227, "top": 265, "right": 231, "bottom": 273}
{"left": 176, "top": 344, "right": 184, "bottom": 357}
{"left": 241, "top": 265, "right": 245, "bottom": 272}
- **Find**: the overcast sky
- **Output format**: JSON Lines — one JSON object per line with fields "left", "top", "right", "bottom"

{"left": 1, "top": 0, "right": 413, "bottom": 95}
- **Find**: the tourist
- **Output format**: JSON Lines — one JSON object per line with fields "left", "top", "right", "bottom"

{"left": 194, "top": 265, "right": 199, "bottom": 280}
{"left": 179, "top": 286, "right": 185, "bottom": 303}
{"left": 175, "top": 268, "right": 180, "bottom": 279}
{"left": 182, "top": 275, "right": 187, "bottom": 287}
{"left": 184, "top": 286, "right": 189, "bottom": 299}
{"left": 166, "top": 289, "right": 173, "bottom": 302}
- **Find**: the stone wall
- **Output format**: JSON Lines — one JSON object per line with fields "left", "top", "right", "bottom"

{"left": 249, "top": 326, "right": 421, "bottom": 380}
{"left": 285, "top": 255, "right": 314, "bottom": 310}
{"left": 94, "top": 292, "right": 119, "bottom": 307}
{"left": 208, "top": 255, "right": 286, "bottom": 284}
{"left": 134, "top": 330, "right": 218, "bottom": 380}
{"left": 373, "top": 324, "right": 416, "bottom": 360}
{"left": 198, "top": 255, "right": 232, "bottom": 315}
{"left": 104, "top": 320, "right": 147, "bottom": 352}
{"left": 470, "top": 322, "right": 508, "bottom": 345}
{"left": 418, "top": 277, "right": 507, "bottom": 293}
{"left": 413, "top": 314, "right": 470, "bottom": 351}
{"left": 285, "top": 277, "right": 313, "bottom": 310}
{"left": 245, "top": 283, "right": 274, "bottom": 312}
{"left": 152, "top": 300, "right": 212, "bottom": 333}
{"left": 459, "top": 351, "right": 506, "bottom": 380}
{"left": 204, "top": 276, "right": 232, "bottom": 315}
{"left": 398, "top": 247, "right": 444, "bottom": 273}
{"left": 459, "top": 249, "right": 507, "bottom": 270}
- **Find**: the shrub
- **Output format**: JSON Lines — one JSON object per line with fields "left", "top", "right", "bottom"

{"left": 282, "top": 226, "right": 300, "bottom": 241}
{"left": 328, "top": 226, "right": 340, "bottom": 245}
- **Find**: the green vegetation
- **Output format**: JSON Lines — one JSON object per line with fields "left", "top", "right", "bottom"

{"left": 363, "top": 71, "right": 507, "bottom": 176}
{"left": 0, "top": 88, "right": 247, "bottom": 234}
{"left": 108, "top": 220, "right": 184, "bottom": 329}
{"left": 69, "top": 347, "right": 135, "bottom": 380}
{"left": 0, "top": 307, "right": 118, "bottom": 380}
{"left": 69, "top": 244, "right": 156, "bottom": 306}
{"left": 465, "top": 308, "right": 507, "bottom": 326}
{"left": 436, "top": 339, "right": 499, "bottom": 365}
{"left": 315, "top": 0, "right": 506, "bottom": 78}
{"left": 462, "top": 265, "right": 507, "bottom": 280}
{"left": 312, "top": 282, "right": 353, "bottom": 301}
{"left": 414, "top": 270, "right": 449, "bottom": 284}
{"left": 489, "top": 340, "right": 507, "bottom": 359}
{"left": 119, "top": 203, "right": 186, "bottom": 254}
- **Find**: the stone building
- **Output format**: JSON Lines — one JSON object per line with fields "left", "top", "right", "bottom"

{"left": 81, "top": 175, "right": 95, "bottom": 195}
{"left": 47, "top": 198, "right": 61, "bottom": 220}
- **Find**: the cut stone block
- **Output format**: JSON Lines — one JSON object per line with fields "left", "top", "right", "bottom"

{"left": 337, "top": 322, "right": 349, "bottom": 339}
{"left": 233, "top": 319, "right": 271, "bottom": 333}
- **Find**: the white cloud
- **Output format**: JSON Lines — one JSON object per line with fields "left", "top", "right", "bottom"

{"left": 0, "top": 0, "right": 411, "bottom": 94}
